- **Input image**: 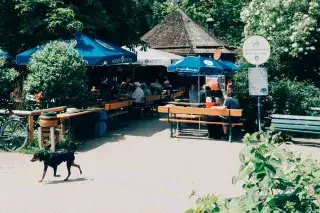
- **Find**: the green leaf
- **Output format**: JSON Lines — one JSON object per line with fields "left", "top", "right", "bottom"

{"left": 265, "top": 163, "right": 277, "bottom": 175}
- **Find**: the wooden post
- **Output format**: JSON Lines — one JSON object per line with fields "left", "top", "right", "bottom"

{"left": 60, "top": 119, "right": 65, "bottom": 139}
{"left": 28, "top": 115, "right": 34, "bottom": 142}
{"left": 38, "top": 127, "right": 43, "bottom": 147}
{"left": 50, "top": 127, "right": 55, "bottom": 152}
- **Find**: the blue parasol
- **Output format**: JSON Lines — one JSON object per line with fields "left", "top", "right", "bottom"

{"left": 0, "top": 50, "right": 11, "bottom": 58}
{"left": 16, "top": 33, "right": 137, "bottom": 66}
{"left": 215, "top": 60, "right": 241, "bottom": 74}
{"left": 167, "top": 56, "right": 223, "bottom": 76}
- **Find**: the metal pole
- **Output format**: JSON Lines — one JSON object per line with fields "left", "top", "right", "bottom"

{"left": 258, "top": 96, "right": 261, "bottom": 131}
{"left": 256, "top": 65, "right": 262, "bottom": 131}
{"left": 198, "top": 75, "right": 201, "bottom": 131}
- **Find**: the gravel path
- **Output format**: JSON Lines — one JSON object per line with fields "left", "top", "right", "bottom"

{"left": 0, "top": 119, "right": 319, "bottom": 213}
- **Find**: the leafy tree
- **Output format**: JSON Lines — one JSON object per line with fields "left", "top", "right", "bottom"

{"left": 24, "top": 41, "right": 88, "bottom": 106}
{"left": 241, "top": 0, "right": 320, "bottom": 85}
{"left": 0, "top": 0, "right": 148, "bottom": 54}
{"left": 0, "top": 58, "right": 19, "bottom": 101}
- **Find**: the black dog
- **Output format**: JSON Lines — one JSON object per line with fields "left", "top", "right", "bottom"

{"left": 30, "top": 145, "right": 82, "bottom": 182}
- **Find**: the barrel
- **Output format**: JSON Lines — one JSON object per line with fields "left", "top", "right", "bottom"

{"left": 39, "top": 112, "right": 58, "bottom": 127}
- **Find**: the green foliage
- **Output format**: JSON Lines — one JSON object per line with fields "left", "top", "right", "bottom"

{"left": 241, "top": 0, "right": 320, "bottom": 85}
{"left": 148, "top": 1, "right": 179, "bottom": 27}
{"left": 0, "top": 0, "right": 148, "bottom": 54}
{"left": 232, "top": 70, "right": 320, "bottom": 126}
{"left": 0, "top": 58, "right": 19, "bottom": 100}
{"left": 182, "top": 0, "right": 247, "bottom": 46}
{"left": 23, "top": 41, "right": 89, "bottom": 106}
{"left": 187, "top": 130, "right": 320, "bottom": 213}
{"left": 269, "top": 78, "right": 320, "bottom": 116}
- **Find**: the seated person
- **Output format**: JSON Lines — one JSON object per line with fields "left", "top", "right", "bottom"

{"left": 210, "top": 82, "right": 223, "bottom": 100}
{"left": 132, "top": 82, "right": 145, "bottom": 106}
{"left": 140, "top": 83, "right": 152, "bottom": 97}
{"left": 204, "top": 90, "right": 240, "bottom": 139}
{"left": 216, "top": 90, "right": 240, "bottom": 139}
{"left": 154, "top": 78, "right": 163, "bottom": 91}
{"left": 163, "top": 80, "right": 173, "bottom": 102}
{"left": 99, "top": 77, "right": 112, "bottom": 101}
{"left": 188, "top": 84, "right": 199, "bottom": 103}
{"left": 110, "top": 81, "right": 120, "bottom": 100}
{"left": 150, "top": 83, "right": 162, "bottom": 96}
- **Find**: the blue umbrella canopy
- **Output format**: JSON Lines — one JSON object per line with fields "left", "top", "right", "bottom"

{"left": 167, "top": 56, "right": 223, "bottom": 76}
{"left": 0, "top": 50, "right": 11, "bottom": 58}
{"left": 215, "top": 60, "right": 241, "bottom": 74}
{"left": 16, "top": 33, "right": 137, "bottom": 66}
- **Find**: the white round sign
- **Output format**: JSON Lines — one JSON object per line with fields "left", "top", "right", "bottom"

{"left": 243, "top": 36, "right": 271, "bottom": 65}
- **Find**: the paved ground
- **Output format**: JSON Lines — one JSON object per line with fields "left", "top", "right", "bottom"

{"left": 0, "top": 118, "right": 319, "bottom": 213}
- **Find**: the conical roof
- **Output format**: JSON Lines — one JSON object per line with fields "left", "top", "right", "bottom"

{"left": 141, "top": 10, "right": 234, "bottom": 55}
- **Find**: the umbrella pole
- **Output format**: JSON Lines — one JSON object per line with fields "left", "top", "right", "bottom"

{"left": 198, "top": 75, "right": 201, "bottom": 131}
{"left": 132, "top": 65, "right": 135, "bottom": 81}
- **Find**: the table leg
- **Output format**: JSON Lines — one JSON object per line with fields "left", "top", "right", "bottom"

{"left": 60, "top": 119, "right": 66, "bottom": 139}
{"left": 50, "top": 127, "right": 56, "bottom": 152}
{"left": 68, "top": 118, "right": 71, "bottom": 140}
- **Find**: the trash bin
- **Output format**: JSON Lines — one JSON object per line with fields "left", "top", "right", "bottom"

{"left": 70, "top": 113, "right": 96, "bottom": 140}
{"left": 94, "top": 110, "right": 108, "bottom": 137}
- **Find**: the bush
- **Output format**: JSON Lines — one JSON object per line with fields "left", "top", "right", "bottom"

{"left": 232, "top": 70, "right": 320, "bottom": 128}
{"left": 187, "top": 130, "right": 320, "bottom": 213}
{"left": 0, "top": 58, "right": 19, "bottom": 102}
{"left": 24, "top": 41, "right": 89, "bottom": 107}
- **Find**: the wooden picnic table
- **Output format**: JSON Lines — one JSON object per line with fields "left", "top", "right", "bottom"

{"left": 0, "top": 106, "right": 66, "bottom": 141}
{"left": 58, "top": 108, "right": 104, "bottom": 139}
{"left": 167, "top": 102, "right": 205, "bottom": 107}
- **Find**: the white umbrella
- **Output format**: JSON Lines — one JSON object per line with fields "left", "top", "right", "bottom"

{"left": 122, "top": 46, "right": 184, "bottom": 67}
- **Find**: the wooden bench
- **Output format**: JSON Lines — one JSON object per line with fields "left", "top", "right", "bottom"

{"left": 158, "top": 106, "right": 243, "bottom": 142}
{"left": 131, "top": 96, "right": 162, "bottom": 119}
{"left": 105, "top": 100, "right": 132, "bottom": 124}
{"left": 271, "top": 114, "right": 320, "bottom": 135}
{"left": 144, "top": 95, "right": 162, "bottom": 116}
{"left": 172, "top": 91, "right": 184, "bottom": 99}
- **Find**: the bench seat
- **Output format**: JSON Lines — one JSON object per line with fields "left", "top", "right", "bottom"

{"left": 158, "top": 106, "right": 243, "bottom": 142}
{"left": 271, "top": 114, "right": 320, "bottom": 135}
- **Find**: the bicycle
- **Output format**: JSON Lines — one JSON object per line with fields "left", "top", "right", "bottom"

{"left": 0, "top": 108, "right": 28, "bottom": 151}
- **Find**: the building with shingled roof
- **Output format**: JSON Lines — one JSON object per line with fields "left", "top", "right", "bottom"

{"left": 141, "top": 9, "right": 236, "bottom": 61}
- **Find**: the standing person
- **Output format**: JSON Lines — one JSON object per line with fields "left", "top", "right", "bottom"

{"left": 199, "top": 84, "right": 207, "bottom": 103}
{"left": 132, "top": 82, "right": 145, "bottom": 106}
{"left": 189, "top": 84, "right": 199, "bottom": 103}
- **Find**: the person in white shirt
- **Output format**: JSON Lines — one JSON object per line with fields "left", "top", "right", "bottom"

{"left": 132, "top": 82, "right": 144, "bottom": 104}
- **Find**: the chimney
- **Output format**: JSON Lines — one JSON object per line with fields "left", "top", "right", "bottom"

{"left": 206, "top": 17, "right": 214, "bottom": 37}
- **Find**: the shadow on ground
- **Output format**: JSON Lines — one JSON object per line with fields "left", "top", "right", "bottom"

{"left": 76, "top": 117, "right": 168, "bottom": 152}
{"left": 291, "top": 140, "right": 320, "bottom": 148}
{"left": 44, "top": 177, "right": 93, "bottom": 185}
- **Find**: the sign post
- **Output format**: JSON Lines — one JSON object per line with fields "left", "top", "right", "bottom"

{"left": 243, "top": 36, "right": 271, "bottom": 131}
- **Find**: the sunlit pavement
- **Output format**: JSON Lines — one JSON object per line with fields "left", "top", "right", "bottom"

{"left": 0, "top": 119, "right": 319, "bottom": 213}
